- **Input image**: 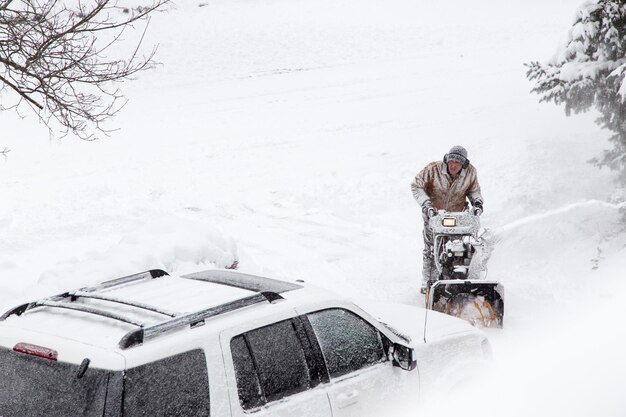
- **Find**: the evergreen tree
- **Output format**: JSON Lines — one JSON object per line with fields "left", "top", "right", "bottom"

{"left": 526, "top": 0, "right": 626, "bottom": 184}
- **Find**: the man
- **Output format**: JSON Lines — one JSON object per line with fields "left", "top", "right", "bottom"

{"left": 411, "top": 145, "right": 484, "bottom": 294}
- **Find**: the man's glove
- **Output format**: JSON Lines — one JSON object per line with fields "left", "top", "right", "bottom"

{"left": 422, "top": 200, "right": 437, "bottom": 219}
{"left": 472, "top": 200, "right": 483, "bottom": 216}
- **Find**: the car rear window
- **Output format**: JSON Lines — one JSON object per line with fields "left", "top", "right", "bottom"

{"left": 0, "top": 347, "right": 115, "bottom": 417}
{"left": 0, "top": 346, "right": 210, "bottom": 417}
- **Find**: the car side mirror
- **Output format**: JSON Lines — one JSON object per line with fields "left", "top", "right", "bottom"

{"left": 392, "top": 343, "right": 416, "bottom": 371}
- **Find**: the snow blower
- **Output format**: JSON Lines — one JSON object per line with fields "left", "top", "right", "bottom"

{"left": 425, "top": 210, "right": 504, "bottom": 328}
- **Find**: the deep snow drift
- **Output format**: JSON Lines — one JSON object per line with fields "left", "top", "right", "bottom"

{"left": 0, "top": 0, "right": 625, "bottom": 415}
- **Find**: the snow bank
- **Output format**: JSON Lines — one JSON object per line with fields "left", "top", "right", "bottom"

{"left": 0, "top": 216, "right": 237, "bottom": 310}
{"left": 489, "top": 199, "right": 624, "bottom": 324}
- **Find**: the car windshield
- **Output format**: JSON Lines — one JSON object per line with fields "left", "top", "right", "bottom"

{"left": 0, "top": 347, "right": 120, "bottom": 417}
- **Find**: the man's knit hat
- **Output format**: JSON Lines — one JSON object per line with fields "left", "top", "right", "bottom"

{"left": 446, "top": 145, "right": 468, "bottom": 164}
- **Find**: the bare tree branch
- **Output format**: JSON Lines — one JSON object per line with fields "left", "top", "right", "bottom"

{"left": 0, "top": 73, "right": 43, "bottom": 107}
{"left": 0, "top": 0, "right": 171, "bottom": 139}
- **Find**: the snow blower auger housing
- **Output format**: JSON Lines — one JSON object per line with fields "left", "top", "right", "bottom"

{"left": 425, "top": 211, "right": 504, "bottom": 328}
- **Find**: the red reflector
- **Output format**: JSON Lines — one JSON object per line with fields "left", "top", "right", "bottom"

{"left": 13, "top": 342, "right": 58, "bottom": 361}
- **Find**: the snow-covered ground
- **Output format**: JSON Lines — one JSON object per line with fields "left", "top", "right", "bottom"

{"left": 1, "top": 0, "right": 625, "bottom": 415}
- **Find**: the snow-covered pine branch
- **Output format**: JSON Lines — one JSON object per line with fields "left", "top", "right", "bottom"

{"left": 526, "top": 0, "right": 626, "bottom": 184}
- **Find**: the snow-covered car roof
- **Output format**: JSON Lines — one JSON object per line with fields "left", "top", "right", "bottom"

{"left": 0, "top": 269, "right": 337, "bottom": 356}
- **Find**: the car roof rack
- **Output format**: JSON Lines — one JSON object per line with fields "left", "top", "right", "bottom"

{"left": 0, "top": 269, "right": 170, "bottom": 321}
{"left": 0, "top": 269, "right": 303, "bottom": 350}
{"left": 118, "top": 292, "right": 275, "bottom": 349}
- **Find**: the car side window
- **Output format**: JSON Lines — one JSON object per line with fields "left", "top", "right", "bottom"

{"left": 231, "top": 318, "right": 312, "bottom": 410}
{"left": 231, "top": 335, "right": 264, "bottom": 410}
{"left": 307, "top": 308, "right": 386, "bottom": 379}
{"left": 123, "top": 349, "right": 210, "bottom": 417}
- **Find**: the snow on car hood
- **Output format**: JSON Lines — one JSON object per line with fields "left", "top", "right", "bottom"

{"left": 355, "top": 299, "right": 481, "bottom": 345}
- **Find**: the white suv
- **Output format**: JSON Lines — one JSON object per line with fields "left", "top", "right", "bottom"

{"left": 0, "top": 269, "right": 490, "bottom": 417}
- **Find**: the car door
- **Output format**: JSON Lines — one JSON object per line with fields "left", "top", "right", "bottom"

{"left": 221, "top": 317, "right": 332, "bottom": 417}
{"left": 304, "top": 308, "right": 415, "bottom": 417}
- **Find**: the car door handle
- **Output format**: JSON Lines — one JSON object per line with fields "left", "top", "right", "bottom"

{"left": 336, "top": 390, "right": 360, "bottom": 409}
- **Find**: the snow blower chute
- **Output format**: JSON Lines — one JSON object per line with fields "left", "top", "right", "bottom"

{"left": 425, "top": 211, "right": 504, "bottom": 328}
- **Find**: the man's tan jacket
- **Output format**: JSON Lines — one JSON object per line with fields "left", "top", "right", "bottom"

{"left": 411, "top": 161, "right": 483, "bottom": 211}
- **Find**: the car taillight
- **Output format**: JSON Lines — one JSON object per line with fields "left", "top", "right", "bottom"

{"left": 13, "top": 342, "right": 58, "bottom": 361}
